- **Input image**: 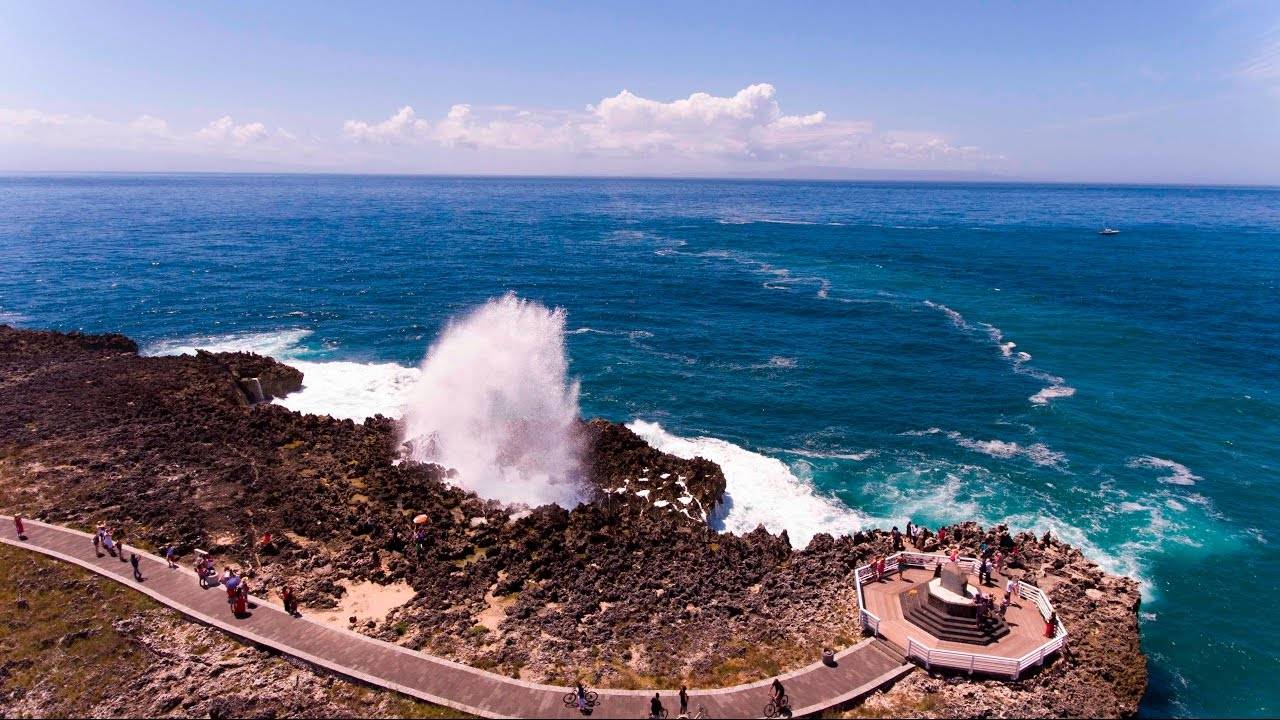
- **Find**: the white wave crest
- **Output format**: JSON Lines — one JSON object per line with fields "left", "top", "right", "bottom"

{"left": 626, "top": 420, "right": 874, "bottom": 546}
{"left": 904, "top": 428, "right": 1067, "bottom": 468}
{"left": 144, "top": 328, "right": 315, "bottom": 359}
{"left": 402, "top": 294, "right": 585, "bottom": 509}
{"left": 922, "top": 300, "right": 1075, "bottom": 406}
{"left": 1127, "top": 456, "right": 1201, "bottom": 486}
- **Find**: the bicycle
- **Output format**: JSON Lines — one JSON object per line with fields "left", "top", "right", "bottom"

{"left": 763, "top": 694, "right": 791, "bottom": 719}
{"left": 676, "top": 706, "right": 709, "bottom": 719}
{"left": 562, "top": 690, "right": 599, "bottom": 711}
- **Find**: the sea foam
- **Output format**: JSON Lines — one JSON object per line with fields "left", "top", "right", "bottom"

{"left": 626, "top": 419, "right": 875, "bottom": 546}
{"left": 1127, "top": 456, "right": 1201, "bottom": 486}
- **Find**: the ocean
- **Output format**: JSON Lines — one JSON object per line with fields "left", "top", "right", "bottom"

{"left": 1, "top": 174, "right": 1276, "bottom": 716}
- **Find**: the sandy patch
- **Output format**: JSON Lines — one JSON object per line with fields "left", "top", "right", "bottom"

{"left": 312, "top": 580, "right": 415, "bottom": 628}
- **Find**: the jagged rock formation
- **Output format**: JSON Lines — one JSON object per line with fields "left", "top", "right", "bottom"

{"left": 0, "top": 326, "right": 1145, "bottom": 716}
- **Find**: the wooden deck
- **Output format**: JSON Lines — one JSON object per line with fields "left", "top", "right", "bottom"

{"left": 861, "top": 566, "right": 1051, "bottom": 659}
{"left": 2, "top": 517, "right": 911, "bottom": 718}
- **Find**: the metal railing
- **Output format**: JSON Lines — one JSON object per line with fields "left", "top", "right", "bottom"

{"left": 854, "top": 550, "right": 1068, "bottom": 680}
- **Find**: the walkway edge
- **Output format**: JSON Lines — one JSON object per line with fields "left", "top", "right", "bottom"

{"left": 1, "top": 516, "right": 911, "bottom": 718}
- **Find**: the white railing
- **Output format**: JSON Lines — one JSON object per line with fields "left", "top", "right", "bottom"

{"left": 856, "top": 550, "right": 1068, "bottom": 680}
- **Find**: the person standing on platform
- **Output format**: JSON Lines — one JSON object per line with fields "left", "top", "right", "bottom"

{"left": 130, "top": 552, "right": 143, "bottom": 581}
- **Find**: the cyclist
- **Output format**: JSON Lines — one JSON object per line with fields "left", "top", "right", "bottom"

{"left": 770, "top": 678, "right": 787, "bottom": 709}
{"left": 576, "top": 682, "right": 589, "bottom": 712}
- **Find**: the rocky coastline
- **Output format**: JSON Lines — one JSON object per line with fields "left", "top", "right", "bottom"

{"left": 0, "top": 326, "right": 1146, "bottom": 717}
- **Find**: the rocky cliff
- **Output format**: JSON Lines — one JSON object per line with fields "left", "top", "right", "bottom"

{"left": 0, "top": 326, "right": 1146, "bottom": 716}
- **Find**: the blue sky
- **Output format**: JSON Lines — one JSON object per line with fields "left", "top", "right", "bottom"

{"left": 2, "top": 1, "right": 1277, "bottom": 183}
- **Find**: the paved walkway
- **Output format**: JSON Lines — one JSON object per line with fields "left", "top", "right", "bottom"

{"left": 1, "top": 517, "right": 909, "bottom": 718}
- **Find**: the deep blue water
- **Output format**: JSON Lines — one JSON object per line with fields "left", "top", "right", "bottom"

{"left": 1, "top": 174, "right": 1277, "bottom": 716}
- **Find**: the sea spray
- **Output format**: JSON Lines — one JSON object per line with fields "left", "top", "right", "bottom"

{"left": 401, "top": 294, "right": 585, "bottom": 508}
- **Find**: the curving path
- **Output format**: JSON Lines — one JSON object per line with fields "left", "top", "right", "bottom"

{"left": 1, "top": 517, "right": 909, "bottom": 718}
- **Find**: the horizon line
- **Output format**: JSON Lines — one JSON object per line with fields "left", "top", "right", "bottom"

{"left": 1, "top": 169, "right": 1277, "bottom": 190}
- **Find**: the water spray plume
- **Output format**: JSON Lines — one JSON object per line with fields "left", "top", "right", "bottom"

{"left": 402, "top": 293, "right": 584, "bottom": 508}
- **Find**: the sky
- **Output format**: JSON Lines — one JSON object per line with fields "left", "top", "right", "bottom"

{"left": 1, "top": 1, "right": 1278, "bottom": 184}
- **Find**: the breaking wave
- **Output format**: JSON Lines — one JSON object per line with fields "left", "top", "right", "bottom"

{"left": 626, "top": 420, "right": 876, "bottom": 546}
{"left": 401, "top": 294, "right": 585, "bottom": 508}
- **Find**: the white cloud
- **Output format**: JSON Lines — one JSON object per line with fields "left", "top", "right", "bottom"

{"left": 342, "top": 105, "right": 429, "bottom": 144}
{"left": 197, "top": 115, "right": 270, "bottom": 145}
{"left": 342, "top": 83, "right": 985, "bottom": 165}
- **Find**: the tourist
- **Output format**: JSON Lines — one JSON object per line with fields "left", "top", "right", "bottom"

{"left": 649, "top": 692, "right": 664, "bottom": 719}
{"left": 114, "top": 527, "right": 127, "bottom": 562}
{"left": 890, "top": 526, "right": 903, "bottom": 551}
{"left": 233, "top": 583, "right": 249, "bottom": 616}
{"left": 165, "top": 545, "right": 178, "bottom": 569}
{"left": 93, "top": 529, "right": 102, "bottom": 556}
{"left": 998, "top": 594, "right": 1011, "bottom": 620}
{"left": 102, "top": 530, "right": 117, "bottom": 558}
{"left": 993, "top": 550, "right": 1004, "bottom": 573}
{"left": 679, "top": 685, "right": 688, "bottom": 717}
{"left": 979, "top": 540, "right": 989, "bottom": 558}
{"left": 875, "top": 556, "right": 885, "bottom": 582}
{"left": 937, "top": 526, "right": 947, "bottom": 545}
{"left": 1044, "top": 611, "right": 1058, "bottom": 638}
{"left": 130, "top": 552, "right": 143, "bottom": 581}
{"left": 979, "top": 558, "right": 991, "bottom": 586}
{"left": 948, "top": 548, "right": 959, "bottom": 564}
{"left": 282, "top": 585, "right": 299, "bottom": 616}
{"left": 13, "top": 514, "right": 25, "bottom": 539}
{"left": 575, "top": 682, "right": 589, "bottom": 712}
{"left": 1006, "top": 578, "right": 1020, "bottom": 606}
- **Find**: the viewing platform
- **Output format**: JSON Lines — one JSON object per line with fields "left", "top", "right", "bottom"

{"left": 857, "top": 552, "right": 1067, "bottom": 680}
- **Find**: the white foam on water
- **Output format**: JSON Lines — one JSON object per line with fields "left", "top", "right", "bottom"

{"left": 1127, "top": 456, "right": 1201, "bottom": 485}
{"left": 401, "top": 294, "right": 585, "bottom": 509}
{"left": 144, "top": 329, "right": 423, "bottom": 422}
{"left": 780, "top": 448, "right": 877, "bottom": 462}
{"left": 144, "top": 328, "right": 316, "bottom": 359}
{"left": 0, "top": 309, "right": 30, "bottom": 325}
{"left": 626, "top": 419, "right": 875, "bottom": 546}
{"left": 922, "top": 300, "right": 1076, "bottom": 406}
{"left": 904, "top": 428, "right": 1067, "bottom": 468}
{"left": 277, "top": 360, "right": 420, "bottom": 420}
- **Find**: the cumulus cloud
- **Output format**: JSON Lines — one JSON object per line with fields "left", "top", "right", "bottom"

{"left": 197, "top": 115, "right": 270, "bottom": 145}
{"left": 342, "top": 105, "right": 429, "bottom": 144}
{"left": 342, "top": 83, "right": 984, "bottom": 165}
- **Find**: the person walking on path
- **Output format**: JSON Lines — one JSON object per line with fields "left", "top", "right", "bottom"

{"left": 112, "top": 527, "right": 127, "bottom": 562}
{"left": 678, "top": 685, "right": 689, "bottom": 717}
{"left": 130, "top": 552, "right": 143, "bottom": 581}
{"left": 165, "top": 545, "right": 178, "bottom": 569}
{"left": 102, "top": 530, "right": 116, "bottom": 558}
{"left": 649, "top": 692, "right": 665, "bottom": 719}
{"left": 1006, "top": 578, "right": 1020, "bottom": 606}
{"left": 13, "top": 515, "right": 24, "bottom": 540}
{"left": 282, "top": 585, "right": 299, "bottom": 617}
{"left": 93, "top": 529, "right": 102, "bottom": 557}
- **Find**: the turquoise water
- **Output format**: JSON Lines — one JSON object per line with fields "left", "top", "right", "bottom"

{"left": 1, "top": 175, "right": 1277, "bottom": 716}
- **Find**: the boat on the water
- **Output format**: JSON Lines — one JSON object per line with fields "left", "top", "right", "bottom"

{"left": 1098, "top": 227, "right": 1120, "bottom": 235}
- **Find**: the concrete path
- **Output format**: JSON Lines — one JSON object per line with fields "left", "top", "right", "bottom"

{"left": 1, "top": 516, "right": 909, "bottom": 718}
